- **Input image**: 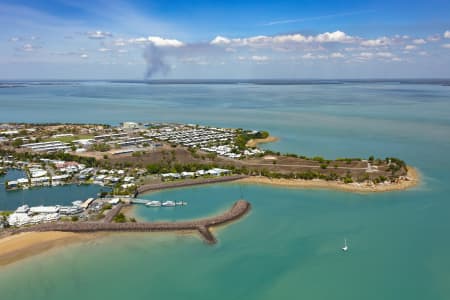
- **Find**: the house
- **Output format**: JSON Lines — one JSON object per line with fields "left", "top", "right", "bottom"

{"left": 161, "top": 173, "right": 181, "bottom": 180}
{"left": 108, "top": 198, "right": 120, "bottom": 205}
{"left": 207, "top": 168, "right": 230, "bottom": 176}
{"left": 181, "top": 171, "right": 195, "bottom": 178}
{"left": 7, "top": 181, "right": 18, "bottom": 188}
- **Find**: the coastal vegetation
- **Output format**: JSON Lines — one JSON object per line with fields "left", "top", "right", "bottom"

{"left": 1, "top": 122, "right": 411, "bottom": 198}
{"left": 235, "top": 129, "right": 269, "bottom": 150}
{"left": 113, "top": 212, "right": 126, "bottom": 223}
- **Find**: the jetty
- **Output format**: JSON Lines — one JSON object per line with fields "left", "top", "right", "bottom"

{"left": 136, "top": 175, "right": 247, "bottom": 195}
{"left": 12, "top": 200, "right": 251, "bottom": 244}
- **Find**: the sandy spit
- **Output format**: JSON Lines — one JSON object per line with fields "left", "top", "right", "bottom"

{"left": 236, "top": 166, "right": 420, "bottom": 193}
{"left": 245, "top": 136, "right": 279, "bottom": 148}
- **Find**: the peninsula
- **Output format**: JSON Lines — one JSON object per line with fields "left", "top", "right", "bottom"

{"left": 0, "top": 121, "right": 417, "bottom": 261}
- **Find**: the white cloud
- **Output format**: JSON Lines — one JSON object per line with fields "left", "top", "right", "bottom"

{"left": 98, "top": 48, "right": 111, "bottom": 52}
{"left": 405, "top": 45, "right": 417, "bottom": 50}
{"left": 315, "top": 30, "right": 352, "bottom": 42}
{"left": 210, "top": 30, "right": 354, "bottom": 48}
{"left": 443, "top": 44, "right": 450, "bottom": 49}
{"left": 330, "top": 52, "right": 344, "bottom": 58}
{"left": 358, "top": 52, "right": 374, "bottom": 59}
{"left": 413, "top": 39, "right": 426, "bottom": 44}
{"left": 444, "top": 31, "right": 450, "bottom": 38}
{"left": 114, "top": 39, "right": 127, "bottom": 47}
{"left": 87, "top": 31, "right": 112, "bottom": 39}
{"left": 427, "top": 35, "right": 440, "bottom": 42}
{"left": 360, "top": 37, "right": 391, "bottom": 47}
{"left": 273, "top": 33, "right": 311, "bottom": 43}
{"left": 22, "top": 44, "right": 34, "bottom": 51}
{"left": 80, "top": 53, "right": 88, "bottom": 59}
{"left": 20, "top": 43, "right": 41, "bottom": 52}
{"left": 301, "top": 53, "right": 328, "bottom": 60}
{"left": 148, "top": 36, "right": 184, "bottom": 47}
{"left": 251, "top": 55, "right": 269, "bottom": 62}
{"left": 129, "top": 36, "right": 184, "bottom": 47}
{"left": 210, "top": 36, "right": 231, "bottom": 45}
{"left": 377, "top": 52, "right": 394, "bottom": 58}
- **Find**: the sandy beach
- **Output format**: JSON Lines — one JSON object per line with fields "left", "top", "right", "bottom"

{"left": 0, "top": 231, "right": 101, "bottom": 266}
{"left": 245, "top": 136, "right": 279, "bottom": 147}
{"left": 237, "top": 166, "right": 419, "bottom": 193}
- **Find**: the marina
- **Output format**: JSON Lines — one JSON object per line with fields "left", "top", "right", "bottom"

{"left": 10, "top": 200, "right": 251, "bottom": 244}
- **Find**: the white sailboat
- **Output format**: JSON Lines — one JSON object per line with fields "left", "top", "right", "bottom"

{"left": 342, "top": 239, "right": 349, "bottom": 252}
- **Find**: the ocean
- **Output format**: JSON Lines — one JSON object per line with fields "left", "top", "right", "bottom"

{"left": 0, "top": 80, "right": 449, "bottom": 299}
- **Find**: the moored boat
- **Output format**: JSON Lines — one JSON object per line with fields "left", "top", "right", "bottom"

{"left": 146, "top": 200, "right": 162, "bottom": 207}
{"left": 162, "top": 200, "right": 176, "bottom": 207}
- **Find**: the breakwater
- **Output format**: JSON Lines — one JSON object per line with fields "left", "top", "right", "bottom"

{"left": 136, "top": 175, "right": 247, "bottom": 195}
{"left": 12, "top": 200, "right": 251, "bottom": 244}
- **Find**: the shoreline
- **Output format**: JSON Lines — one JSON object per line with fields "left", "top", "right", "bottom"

{"left": 245, "top": 136, "right": 279, "bottom": 148}
{"left": 0, "top": 200, "right": 250, "bottom": 266}
{"left": 0, "top": 231, "right": 103, "bottom": 267}
{"left": 0, "top": 167, "right": 419, "bottom": 266}
{"left": 236, "top": 166, "right": 420, "bottom": 193}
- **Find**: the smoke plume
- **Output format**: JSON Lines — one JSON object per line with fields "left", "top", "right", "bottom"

{"left": 143, "top": 42, "right": 170, "bottom": 78}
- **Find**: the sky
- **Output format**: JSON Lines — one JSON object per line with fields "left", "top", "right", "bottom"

{"left": 0, "top": 0, "right": 450, "bottom": 79}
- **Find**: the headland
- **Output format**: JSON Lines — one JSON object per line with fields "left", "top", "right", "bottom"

{"left": 0, "top": 121, "right": 419, "bottom": 265}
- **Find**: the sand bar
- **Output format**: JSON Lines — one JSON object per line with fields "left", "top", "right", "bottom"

{"left": 245, "top": 136, "right": 279, "bottom": 148}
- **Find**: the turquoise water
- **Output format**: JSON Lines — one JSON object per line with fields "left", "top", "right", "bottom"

{"left": 0, "top": 82, "right": 450, "bottom": 299}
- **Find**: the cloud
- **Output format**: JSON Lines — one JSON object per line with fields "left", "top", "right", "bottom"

{"left": 210, "top": 36, "right": 231, "bottom": 45}
{"left": 87, "top": 31, "right": 113, "bottom": 39}
{"left": 98, "top": 48, "right": 112, "bottom": 52}
{"left": 210, "top": 30, "right": 354, "bottom": 49}
{"left": 251, "top": 55, "right": 269, "bottom": 62}
{"left": 114, "top": 39, "right": 127, "bottom": 47}
{"left": 376, "top": 52, "right": 394, "bottom": 58}
{"left": 360, "top": 37, "right": 391, "bottom": 47}
{"left": 445, "top": 31, "right": 450, "bottom": 38}
{"left": 315, "top": 30, "right": 352, "bottom": 42}
{"left": 129, "top": 36, "right": 184, "bottom": 47}
{"left": 20, "top": 43, "right": 41, "bottom": 52}
{"left": 301, "top": 53, "right": 328, "bottom": 60}
{"left": 80, "top": 53, "right": 88, "bottom": 59}
{"left": 413, "top": 39, "right": 426, "bottom": 44}
{"left": 405, "top": 45, "right": 417, "bottom": 50}
{"left": 330, "top": 52, "right": 344, "bottom": 58}
{"left": 358, "top": 52, "right": 374, "bottom": 59}
{"left": 443, "top": 44, "right": 450, "bottom": 49}
{"left": 427, "top": 35, "right": 441, "bottom": 42}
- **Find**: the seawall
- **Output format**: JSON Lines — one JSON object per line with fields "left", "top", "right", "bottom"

{"left": 13, "top": 200, "right": 251, "bottom": 244}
